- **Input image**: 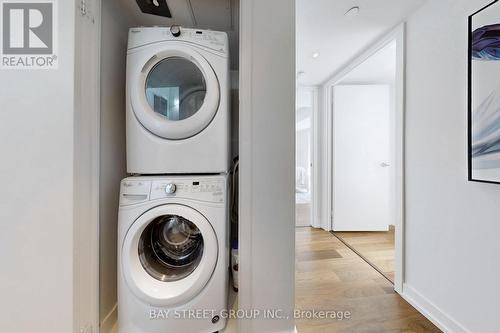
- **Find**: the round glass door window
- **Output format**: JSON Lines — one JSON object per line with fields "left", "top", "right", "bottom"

{"left": 145, "top": 57, "right": 207, "bottom": 121}
{"left": 138, "top": 214, "right": 204, "bottom": 282}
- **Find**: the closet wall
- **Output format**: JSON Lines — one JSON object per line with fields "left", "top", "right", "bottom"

{"left": 98, "top": 1, "right": 240, "bottom": 331}
{"left": 98, "top": 0, "right": 133, "bottom": 330}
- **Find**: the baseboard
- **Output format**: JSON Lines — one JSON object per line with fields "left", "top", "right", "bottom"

{"left": 332, "top": 227, "right": 390, "bottom": 232}
{"left": 100, "top": 304, "right": 118, "bottom": 333}
{"left": 402, "top": 284, "right": 470, "bottom": 333}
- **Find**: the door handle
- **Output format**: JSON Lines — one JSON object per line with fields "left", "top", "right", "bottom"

{"left": 380, "top": 162, "right": 391, "bottom": 167}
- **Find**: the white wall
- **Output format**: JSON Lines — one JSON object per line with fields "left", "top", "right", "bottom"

{"left": 99, "top": 0, "right": 130, "bottom": 330}
{"left": 0, "top": 1, "right": 76, "bottom": 332}
{"left": 239, "top": 0, "right": 296, "bottom": 332}
{"left": 404, "top": 1, "right": 500, "bottom": 332}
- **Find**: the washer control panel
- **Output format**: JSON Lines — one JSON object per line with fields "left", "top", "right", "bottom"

{"left": 151, "top": 179, "right": 225, "bottom": 202}
{"left": 120, "top": 176, "right": 226, "bottom": 206}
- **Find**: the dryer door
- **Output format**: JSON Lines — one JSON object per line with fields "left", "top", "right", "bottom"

{"left": 130, "top": 45, "right": 220, "bottom": 140}
{"left": 122, "top": 204, "right": 218, "bottom": 306}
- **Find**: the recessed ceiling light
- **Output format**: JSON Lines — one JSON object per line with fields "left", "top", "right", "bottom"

{"left": 312, "top": 52, "right": 320, "bottom": 59}
{"left": 344, "top": 6, "right": 360, "bottom": 18}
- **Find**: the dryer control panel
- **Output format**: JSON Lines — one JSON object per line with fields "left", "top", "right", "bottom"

{"left": 128, "top": 27, "right": 229, "bottom": 56}
{"left": 119, "top": 176, "right": 226, "bottom": 206}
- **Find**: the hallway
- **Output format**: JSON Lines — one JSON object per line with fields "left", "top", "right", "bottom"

{"left": 295, "top": 228, "right": 440, "bottom": 333}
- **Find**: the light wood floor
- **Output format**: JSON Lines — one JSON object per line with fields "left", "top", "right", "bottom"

{"left": 296, "top": 227, "right": 440, "bottom": 333}
{"left": 334, "top": 227, "right": 395, "bottom": 283}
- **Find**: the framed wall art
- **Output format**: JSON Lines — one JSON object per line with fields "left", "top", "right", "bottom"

{"left": 469, "top": 0, "right": 500, "bottom": 184}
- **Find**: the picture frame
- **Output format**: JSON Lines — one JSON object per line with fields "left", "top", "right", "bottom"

{"left": 468, "top": 0, "right": 500, "bottom": 184}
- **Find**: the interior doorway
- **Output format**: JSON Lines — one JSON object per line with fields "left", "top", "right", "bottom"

{"left": 295, "top": 87, "right": 316, "bottom": 227}
{"left": 325, "top": 29, "right": 405, "bottom": 290}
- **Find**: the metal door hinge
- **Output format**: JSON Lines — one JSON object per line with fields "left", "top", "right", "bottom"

{"left": 79, "top": 0, "right": 95, "bottom": 23}
{"left": 80, "top": 0, "right": 87, "bottom": 16}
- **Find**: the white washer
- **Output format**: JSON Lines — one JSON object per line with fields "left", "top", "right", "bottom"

{"left": 126, "top": 27, "right": 230, "bottom": 174}
{"left": 118, "top": 175, "right": 229, "bottom": 333}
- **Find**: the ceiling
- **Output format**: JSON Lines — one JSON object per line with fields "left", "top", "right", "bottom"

{"left": 339, "top": 40, "right": 396, "bottom": 85}
{"left": 296, "top": 0, "right": 424, "bottom": 86}
{"left": 117, "top": 0, "right": 239, "bottom": 69}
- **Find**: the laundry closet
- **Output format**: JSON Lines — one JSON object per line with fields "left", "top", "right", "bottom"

{"left": 96, "top": 0, "right": 240, "bottom": 332}
{"left": 1, "top": 0, "right": 292, "bottom": 332}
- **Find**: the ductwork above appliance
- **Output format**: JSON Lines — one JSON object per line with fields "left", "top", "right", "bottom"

{"left": 135, "top": 0, "right": 172, "bottom": 18}
{"left": 122, "top": 0, "right": 234, "bottom": 30}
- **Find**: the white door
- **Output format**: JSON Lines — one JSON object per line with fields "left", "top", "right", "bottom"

{"left": 333, "top": 85, "right": 392, "bottom": 231}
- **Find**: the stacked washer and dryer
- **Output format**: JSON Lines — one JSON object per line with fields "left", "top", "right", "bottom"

{"left": 118, "top": 26, "right": 231, "bottom": 333}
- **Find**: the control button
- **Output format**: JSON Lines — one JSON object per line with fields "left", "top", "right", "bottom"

{"left": 165, "top": 183, "right": 177, "bottom": 194}
{"left": 170, "top": 25, "right": 181, "bottom": 37}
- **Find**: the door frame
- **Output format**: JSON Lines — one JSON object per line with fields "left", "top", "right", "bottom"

{"left": 74, "top": 0, "right": 101, "bottom": 331}
{"left": 239, "top": 0, "right": 296, "bottom": 332}
{"left": 322, "top": 23, "right": 406, "bottom": 293}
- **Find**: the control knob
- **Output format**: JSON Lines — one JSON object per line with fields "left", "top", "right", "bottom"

{"left": 165, "top": 183, "right": 177, "bottom": 194}
{"left": 170, "top": 25, "right": 181, "bottom": 37}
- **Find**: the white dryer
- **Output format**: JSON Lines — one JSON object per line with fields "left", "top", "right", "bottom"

{"left": 118, "top": 175, "right": 229, "bottom": 333}
{"left": 126, "top": 26, "right": 230, "bottom": 174}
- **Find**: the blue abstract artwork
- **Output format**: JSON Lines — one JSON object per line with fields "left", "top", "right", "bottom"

{"left": 469, "top": 1, "right": 500, "bottom": 184}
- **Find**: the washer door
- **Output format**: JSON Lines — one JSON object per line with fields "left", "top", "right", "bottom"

{"left": 130, "top": 45, "right": 220, "bottom": 140}
{"left": 122, "top": 204, "right": 218, "bottom": 306}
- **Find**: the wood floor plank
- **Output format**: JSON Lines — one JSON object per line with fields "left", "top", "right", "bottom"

{"left": 334, "top": 227, "right": 396, "bottom": 283}
{"left": 297, "top": 249, "right": 343, "bottom": 262}
{"left": 295, "top": 227, "right": 440, "bottom": 333}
